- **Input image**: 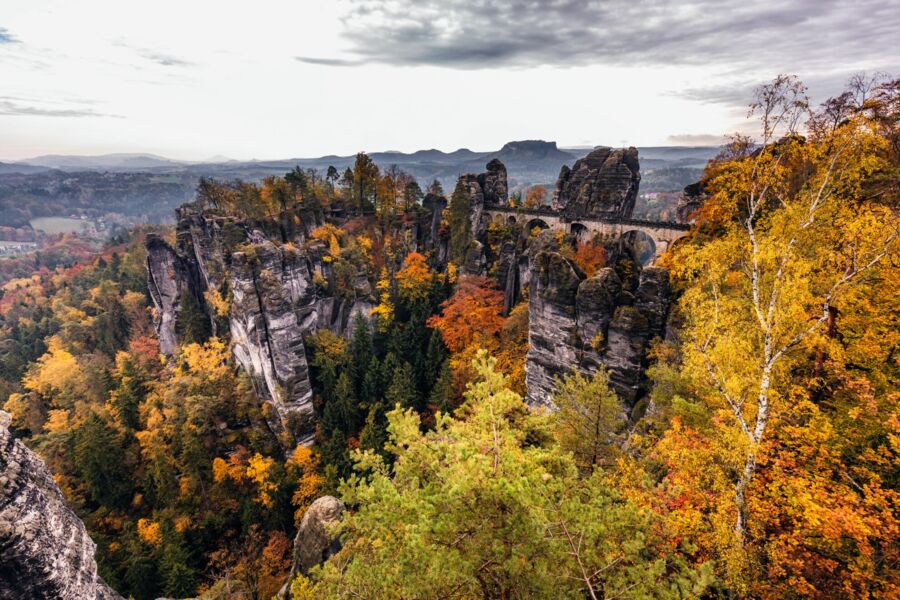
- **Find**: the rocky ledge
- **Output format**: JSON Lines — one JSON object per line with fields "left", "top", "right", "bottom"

{"left": 0, "top": 411, "right": 121, "bottom": 600}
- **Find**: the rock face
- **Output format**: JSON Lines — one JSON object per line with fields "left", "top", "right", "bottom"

{"left": 0, "top": 411, "right": 121, "bottom": 600}
{"left": 456, "top": 160, "right": 511, "bottom": 276}
{"left": 146, "top": 205, "right": 376, "bottom": 448}
{"left": 552, "top": 147, "right": 641, "bottom": 219}
{"left": 676, "top": 180, "right": 707, "bottom": 224}
{"left": 290, "top": 496, "right": 344, "bottom": 577}
{"left": 524, "top": 232, "right": 670, "bottom": 409}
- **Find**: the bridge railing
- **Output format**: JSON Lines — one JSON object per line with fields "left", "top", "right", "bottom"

{"left": 482, "top": 204, "right": 690, "bottom": 231}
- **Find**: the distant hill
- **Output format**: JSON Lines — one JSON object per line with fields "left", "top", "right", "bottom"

{"left": 0, "top": 162, "right": 51, "bottom": 174}
{"left": 17, "top": 153, "right": 187, "bottom": 170}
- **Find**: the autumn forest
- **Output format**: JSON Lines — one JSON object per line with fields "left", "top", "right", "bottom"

{"left": 1, "top": 74, "right": 898, "bottom": 600}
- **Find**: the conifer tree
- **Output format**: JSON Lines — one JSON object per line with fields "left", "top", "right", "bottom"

{"left": 447, "top": 179, "right": 472, "bottom": 264}
{"left": 74, "top": 413, "right": 132, "bottom": 508}
{"left": 175, "top": 291, "right": 211, "bottom": 345}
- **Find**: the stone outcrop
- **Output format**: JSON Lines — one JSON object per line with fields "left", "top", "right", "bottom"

{"left": 146, "top": 235, "right": 189, "bottom": 356}
{"left": 552, "top": 147, "right": 640, "bottom": 219}
{"left": 676, "top": 180, "right": 707, "bottom": 224}
{"left": 290, "top": 496, "right": 344, "bottom": 577}
{"left": 456, "top": 160, "right": 511, "bottom": 276}
{"left": 146, "top": 205, "right": 376, "bottom": 448}
{"left": 524, "top": 232, "right": 670, "bottom": 410}
{"left": 1, "top": 411, "right": 122, "bottom": 600}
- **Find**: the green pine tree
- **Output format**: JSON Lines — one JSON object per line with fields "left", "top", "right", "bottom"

{"left": 385, "top": 361, "right": 420, "bottom": 412}
{"left": 175, "top": 290, "right": 211, "bottom": 345}
{"left": 447, "top": 179, "right": 472, "bottom": 264}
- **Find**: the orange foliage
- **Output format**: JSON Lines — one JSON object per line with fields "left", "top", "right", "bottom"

{"left": 572, "top": 241, "right": 607, "bottom": 276}
{"left": 427, "top": 275, "right": 504, "bottom": 353}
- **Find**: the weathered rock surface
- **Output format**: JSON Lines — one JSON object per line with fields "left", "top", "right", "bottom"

{"left": 146, "top": 205, "right": 378, "bottom": 448}
{"left": 524, "top": 232, "right": 671, "bottom": 409}
{"left": 552, "top": 147, "right": 641, "bottom": 219}
{"left": 291, "top": 496, "right": 344, "bottom": 577}
{"left": 146, "top": 235, "right": 189, "bottom": 356}
{"left": 0, "top": 411, "right": 122, "bottom": 600}
{"left": 676, "top": 180, "right": 707, "bottom": 224}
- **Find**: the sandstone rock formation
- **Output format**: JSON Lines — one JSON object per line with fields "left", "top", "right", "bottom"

{"left": 552, "top": 147, "right": 641, "bottom": 219}
{"left": 456, "top": 160, "right": 511, "bottom": 276}
{"left": 0, "top": 411, "right": 122, "bottom": 600}
{"left": 146, "top": 205, "right": 375, "bottom": 448}
{"left": 524, "top": 232, "right": 670, "bottom": 409}
{"left": 291, "top": 496, "right": 344, "bottom": 576}
{"left": 676, "top": 180, "right": 707, "bottom": 224}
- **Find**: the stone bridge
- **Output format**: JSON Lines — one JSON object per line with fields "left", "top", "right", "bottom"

{"left": 483, "top": 206, "right": 691, "bottom": 263}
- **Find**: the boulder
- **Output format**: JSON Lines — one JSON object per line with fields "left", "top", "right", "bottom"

{"left": 290, "top": 496, "right": 344, "bottom": 577}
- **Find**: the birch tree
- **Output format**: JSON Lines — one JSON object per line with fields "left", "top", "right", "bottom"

{"left": 670, "top": 75, "right": 899, "bottom": 542}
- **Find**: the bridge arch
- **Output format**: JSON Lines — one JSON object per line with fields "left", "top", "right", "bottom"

{"left": 622, "top": 229, "right": 657, "bottom": 265}
{"left": 525, "top": 218, "right": 550, "bottom": 234}
{"left": 569, "top": 222, "right": 588, "bottom": 242}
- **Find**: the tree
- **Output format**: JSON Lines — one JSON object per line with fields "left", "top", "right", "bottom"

{"left": 74, "top": 412, "right": 132, "bottom": 507}
{"left": 427, "top": 275, "right": 504, "bottom": 353}
{"left": 351, "top": 152, "right": 379, "bottom": 213}
{"left": 447, "top": 179, "right": 472, "bottom": 264}
{"left": 670, "top": 76, "right": 898, "bottom": 541}
{"left": 384, "top": 361, "right": 419, "bottom": 412}
{"left": 524, "top": 185, "right": 548, "bottom": 208}
{"left": 551, "top": 368, "right": 624, "bottom": 475}
{"left": 403, "top": 179, "right": 423, "bottom": 210}
{"left": 321, "top": 372, "right": 358, "bottom": 436}
{"left": 394, "top": 251, "right": 434, "bottom": 305}
{"left": 175, "top": 290, "right": 211, "bottom": 346}
{"left": 426, "top": 179, "right": 444, "bottom": 197}
{"left": 326, "top": 165, "right": 340, "bottom": 190}
{"left": 311, "top": 352, "right": 708, "bottom": 598}
{"left": 348, "top": 313, "right": 373, "bottom": 395}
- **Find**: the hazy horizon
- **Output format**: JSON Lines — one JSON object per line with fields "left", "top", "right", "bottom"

{"left": 2, "top": 0, "right": 897, "bottom": 161}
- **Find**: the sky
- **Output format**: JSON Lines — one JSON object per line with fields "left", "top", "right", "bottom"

{"left": 0, "top": 0, "right": 897, "bottom": 161}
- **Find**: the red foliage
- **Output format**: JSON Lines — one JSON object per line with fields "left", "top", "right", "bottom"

{"left": 427, "top": 275, "right": 504, "bottom": 353}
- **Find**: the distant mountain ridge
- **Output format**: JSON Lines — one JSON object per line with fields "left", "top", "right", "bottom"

{"left": 13, "top": 141, "right": 718, "bottom": 179}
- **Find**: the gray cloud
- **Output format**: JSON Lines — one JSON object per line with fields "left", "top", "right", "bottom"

{"left": 295, "top": 56, "right": 364, "bottom": 67}
{"left": 0, "top": 99, "right": 121, "bottom": 118}
{"left": 0, "top": 27, "right": 17, "bottom": 44}
{"left": 113, "top": 41, "right": 194, "bottom": 67}
{"left": 311, "top": 0, "right": 898, "bottom": 77}
{"left": 139, "top": 50, "right": 193, "bottom": 67}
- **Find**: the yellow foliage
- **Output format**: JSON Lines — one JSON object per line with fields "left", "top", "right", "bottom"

{"left": 290, "top": 446, "right": 323, "bottom": 524}
{"left": 176, "top": 337, "right": 230, "bottom": 381}
{"left": 44, "top": 409, "right": 71, "bottom": 434}
{"left": 137, "top": 518, "right": 163, "bottom": 547}
{"left": 203, "top": 288, "right": 231, "bottom": 318}
{"left": 395, "top": 252, "right": 433, "bottom": 303}
{"left": 370, "top": 267, "right": 394, "bottom": 330}
{"left": 246, "top": 453, "right": 278, "bottom": 509}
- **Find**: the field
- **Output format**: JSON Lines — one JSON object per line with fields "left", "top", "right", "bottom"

{"left": 29, "top": 216, "right": 93, "bottom": 234}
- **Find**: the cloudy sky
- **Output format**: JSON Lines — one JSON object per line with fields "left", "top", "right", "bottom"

{"left": 1, "top": 0, "right": 897, "bottom": 161}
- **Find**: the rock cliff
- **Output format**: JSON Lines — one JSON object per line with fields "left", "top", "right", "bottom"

{"left": 0, "top": 411, "right": 121, "bottom": 600}
{"left": 552, "top": 146, "right": 641, "bottom": 219}
{"left": 524, "top": 232, "right": 670, "bottom": 410}
{"left": 146, "top": 205, "right": 375, "bottom": 448}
